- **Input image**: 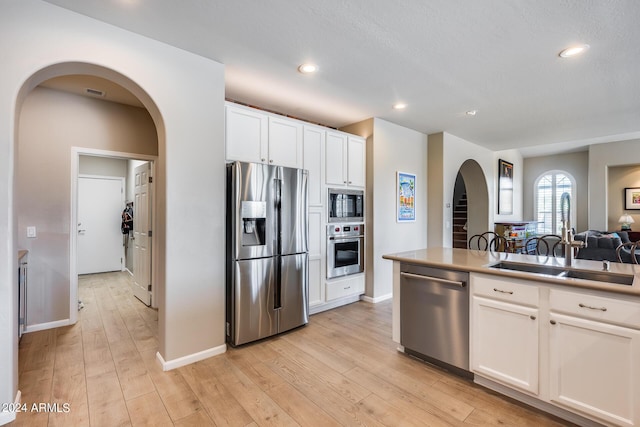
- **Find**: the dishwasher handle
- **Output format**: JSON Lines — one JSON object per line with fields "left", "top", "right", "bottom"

{"left": 400, "top": 271, "right": 466, "bottom": 288}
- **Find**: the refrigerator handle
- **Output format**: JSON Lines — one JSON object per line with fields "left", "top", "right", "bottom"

{"left": 274, "top": 177, "right": 282, "bottom": 309}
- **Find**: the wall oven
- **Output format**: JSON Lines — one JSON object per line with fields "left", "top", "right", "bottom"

{"left": 327, "top": 224, "right": 364, "bottom": 279}
{"left": 328, "top": 188, "right": 364, "bottom": 223}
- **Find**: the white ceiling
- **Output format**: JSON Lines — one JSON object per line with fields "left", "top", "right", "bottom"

{"left": 42, "top": 0, "right": 640, "bottom": 157}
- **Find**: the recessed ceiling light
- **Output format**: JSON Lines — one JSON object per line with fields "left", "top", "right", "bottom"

{"left": 298, "top": 63, "right": 318, "bottom": 74}
{"left": 559, "top": 44, "right": 590, "bottom": 58}
{"left": 466, "top": 109, "right": 477, "bottom": 116}
{"left": 393, "top": 103, "right": 407, "bottom": 110}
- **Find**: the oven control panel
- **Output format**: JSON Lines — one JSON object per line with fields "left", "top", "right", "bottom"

{"left": 327, "top": 224, "right": 364, "bottom": 238}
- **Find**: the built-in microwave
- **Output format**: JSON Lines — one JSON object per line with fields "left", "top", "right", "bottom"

{"left": 328, "top": 188, "right": 364, "bottom": 223}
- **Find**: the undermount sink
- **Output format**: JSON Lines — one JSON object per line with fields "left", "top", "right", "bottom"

{"left": 488, "top": 261, "right": 635, "bottom": 286}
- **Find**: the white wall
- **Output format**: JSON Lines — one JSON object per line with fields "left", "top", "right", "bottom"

{"left": 1, "top": 2, "right": 226, "bottom": 420}
{"left": 342, "top": 118, "right": 428, "bottom": 300}
{"left": 429, "top": 132, "right": 498, "bottom": 247}
{"left": 80, "top": 155, "right": 129, "bottom": 178}
{"left": 589, "top": 138, "right": 640, "bottom": 230}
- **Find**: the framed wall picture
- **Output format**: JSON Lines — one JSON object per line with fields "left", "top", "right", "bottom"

{"left": 625, "top": 187, "right": 640, "bottom": 210}
{"left": 498, "top": 159, "right": 513, "bottom": 215}
{"left": 397, "top": 171, "right": 416, "bottom": 222}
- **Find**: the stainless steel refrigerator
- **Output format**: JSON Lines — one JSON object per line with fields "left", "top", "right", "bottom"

{"left": 226, "top": 161, "right": 309, "bottom": 346}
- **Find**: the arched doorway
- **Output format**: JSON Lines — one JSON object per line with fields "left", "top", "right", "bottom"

{"left": 14, "top": 63, "right": 164, "bottom": 326}
{"left": 452, "top": 160, "right": 489, "bottom": 247}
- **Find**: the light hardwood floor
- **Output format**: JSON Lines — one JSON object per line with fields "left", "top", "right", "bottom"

{"left": 11, "top": 271, "right": 574, "bottom": 427}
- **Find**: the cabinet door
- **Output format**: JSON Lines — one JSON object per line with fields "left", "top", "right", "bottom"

{"left": 471, "top": 295, "right": 539, "bottom": 394}
{"left": 549, "top": 313, "right": 640, "bottom": 426}
{"left": 347, "top": 136, "right": 365, "bottom": 187}
{"left": 308, "top": 209, "right": 323, "bottom": 307}
{"left": 326, "top": 274, "right": 365, "bottom": 301}
{"left": 326, "top": 131, "right": 347, "bottom": 186}
{"left": 225, "top": 105, "right": 268, "bottom": 163}
{"left": 268, "top": 116, "right": 303, "bottom": 168}
{"left": 303, "top": 126, "right": 325, "bottom": 207}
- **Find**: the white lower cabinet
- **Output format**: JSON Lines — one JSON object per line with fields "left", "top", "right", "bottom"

{"left": 471, "top": 296, "right": 539, "bottom": 394}
{"left": 471, "top": 274, "right": 539, "bottom": 395}
{"left": 549, "top": 290, "right": 640, "bottom": 427}
{"left": 326, "top": 274, "right": 365, "bottom": 302}
{"left": 471, "top": 273, "right": 640, "bottom": 427}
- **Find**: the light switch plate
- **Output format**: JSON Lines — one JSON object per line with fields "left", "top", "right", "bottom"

{"left": 27, "top": 226, "right": 36, "bottom": 238}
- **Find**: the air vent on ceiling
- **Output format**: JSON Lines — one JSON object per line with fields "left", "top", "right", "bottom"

{"left": 85, "top": 88, "right": 105, "bottom": 97}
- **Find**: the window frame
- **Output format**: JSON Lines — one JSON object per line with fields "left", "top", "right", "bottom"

{"left": 533, "top": 170, "right": 577, "bottom": 235}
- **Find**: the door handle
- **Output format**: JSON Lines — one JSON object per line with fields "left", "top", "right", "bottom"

{"left": 400, "top": 272, "right": 465, "bottom": 287}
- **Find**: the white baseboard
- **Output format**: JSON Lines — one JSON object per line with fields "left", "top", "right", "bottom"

{"left": 0, "top": 390, "right": 21, "bottom": 425}
{"left": 24, "top": 319, "right": 71, "bottom": 333}
{"left": 156, "top": 344, "right": 227, "bottom": 371}
{"left": 360, "top": 293, "right": 392, "bottom": 303}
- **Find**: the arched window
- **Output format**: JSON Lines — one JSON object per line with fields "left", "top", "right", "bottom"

{"left": 534, "top": 171, "right": 576, "bottom": 234}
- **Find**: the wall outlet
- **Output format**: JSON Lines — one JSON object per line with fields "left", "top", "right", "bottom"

{"left": 27, "top": 226, "right": 36, "bottom": 238}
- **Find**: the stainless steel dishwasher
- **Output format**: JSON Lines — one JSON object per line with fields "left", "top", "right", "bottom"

{"left": 400, "top": 263, "right": 471, "bottom": 377}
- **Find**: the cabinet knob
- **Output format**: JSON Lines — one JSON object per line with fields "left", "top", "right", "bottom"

{"left": 343, "top": 181, "right": 347, "bottom": 184}
{"left": 261, "top": 158, "right": 266, "bottom": 162}
{"left": 550, "top": 320, "right": 556, "bottom": 325}
{"left": 269, "top": 160, "right": 274, "bottom": 163}
{"left": 348, "top": 181, "right": 352, "bottom": 184}
{"left": 530, "top": 315, "right": 536, "bottom": 320}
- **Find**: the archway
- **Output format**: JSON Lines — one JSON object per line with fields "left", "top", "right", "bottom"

{"left": 452, "top": 159, "right": 490, "bottom": 247}
{"left": 14, "top": 62, "right": 164, "bottom": 327}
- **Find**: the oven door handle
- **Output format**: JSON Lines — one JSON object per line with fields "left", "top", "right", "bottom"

{"left": 328, "top": 236, "right": 363, "bottom": 243}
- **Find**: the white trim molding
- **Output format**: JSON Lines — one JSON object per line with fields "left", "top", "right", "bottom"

{"left": 155, "top": 344, "right": 227, "bottom": 371}
{"left": 0, "top": 390, "right": 21, "bottom": 425}
{"left": 360, "top": 293, "right": 392, "bottom": 304}
{"left": 24, "top": 319, "right": 71, "bottom": 334}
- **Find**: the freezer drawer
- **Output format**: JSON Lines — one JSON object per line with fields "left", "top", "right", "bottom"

{"left": 278, "top": 253, "right": 309, "bottom": 333}
{"left": 231, "top": 258, "right": 277, "bottom": 346}
{"left": 229, "top": 254, "right": 308, "bottom": 346}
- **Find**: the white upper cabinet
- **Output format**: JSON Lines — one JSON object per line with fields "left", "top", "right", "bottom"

{"left": 325, "top": 131, "right": 365, "bottom": 188}
{"left": 268, "top": 116, "right": 303, "bottom": 169}
{"left": 325, "top": 131, "right": 347, "bottom": 186}
{"left": 303, "top": 126, "right": 325, "bottom": 207}
{"left": 225, "top": 103, "right": 302, "bottom": 169}
{"left": 347, "top": 136, "right": 365, "bottom": 187}
{"left": 225, "top": 104, "right": 268, "bottom": 164}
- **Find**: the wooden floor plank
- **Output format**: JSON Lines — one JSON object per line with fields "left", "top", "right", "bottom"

{"left": 125, "top": 392, "right": 173, "bottom": 427}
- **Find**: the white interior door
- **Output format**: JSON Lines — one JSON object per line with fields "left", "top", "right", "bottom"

{"left": 77, "top": 176, "right": 124, "bottom": 274}
{"left": 132, "top": 162, "right": 152, "bottom": 306}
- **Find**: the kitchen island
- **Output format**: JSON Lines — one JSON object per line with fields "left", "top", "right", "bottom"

{"left": 383, "top": 248, "right": 640, "bottom": 427}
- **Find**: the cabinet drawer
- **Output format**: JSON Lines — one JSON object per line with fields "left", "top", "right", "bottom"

{"left": 326, "top": 275, "right": 364, "bottom": 301}
{"left": 472, "top": 273, "right": 539, "bottom": 307}
{"left": 550, "top": 289, "right": 640, "bottom": 329}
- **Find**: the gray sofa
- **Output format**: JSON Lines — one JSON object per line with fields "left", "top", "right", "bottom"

{"left": 574, "top": 230, "right": 632, "bottom": 262}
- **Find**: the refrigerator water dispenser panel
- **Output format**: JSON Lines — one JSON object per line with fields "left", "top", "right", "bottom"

{"left": 241, "top": 201, "right": 266, "bottom": 246}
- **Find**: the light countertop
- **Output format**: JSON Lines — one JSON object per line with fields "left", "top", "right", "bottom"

{"left": 382, "top": 247, "right": 640, "bottom": 297}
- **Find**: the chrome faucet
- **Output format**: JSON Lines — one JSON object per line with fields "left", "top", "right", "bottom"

{"left": 560, "top": 192, "right": 585, "bottom": 266}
